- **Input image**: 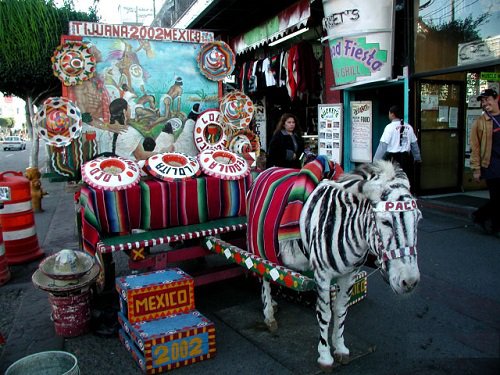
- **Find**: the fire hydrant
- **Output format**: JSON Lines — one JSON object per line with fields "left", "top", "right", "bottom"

{"left": 25, "top": 167, "right": 47, "bottom": 213}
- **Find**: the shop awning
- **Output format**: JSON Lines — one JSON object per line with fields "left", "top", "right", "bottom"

{"left": 230, "top": 0, "right": 311, "bottom": 55}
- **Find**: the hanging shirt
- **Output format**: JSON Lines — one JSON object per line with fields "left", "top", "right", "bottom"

{"left": 263, "top": 58, "right": 276, "bottom": 87}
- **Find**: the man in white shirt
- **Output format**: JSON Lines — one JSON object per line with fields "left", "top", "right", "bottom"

{"left": 374, "top": 105, "right": 422, "bottom": 189}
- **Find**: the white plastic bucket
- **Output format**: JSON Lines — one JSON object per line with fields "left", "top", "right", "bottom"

{"left": 5, "top": 351, "right": 79, "bottom": 375}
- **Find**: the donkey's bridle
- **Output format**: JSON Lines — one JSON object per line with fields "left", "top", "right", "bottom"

{"left": 371, "top": 199, "right": 419, "bottom": 268}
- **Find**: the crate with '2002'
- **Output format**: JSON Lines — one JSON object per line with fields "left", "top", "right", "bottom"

{"left": 118, "top": 310, "right": 216, "bottom": 373}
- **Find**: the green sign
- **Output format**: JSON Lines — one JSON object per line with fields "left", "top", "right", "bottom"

{"left": 481, "top": 72, "right": 500, "bottom": 81}
{"left": 329, "top": 36, "right": 388, "bottom": 86}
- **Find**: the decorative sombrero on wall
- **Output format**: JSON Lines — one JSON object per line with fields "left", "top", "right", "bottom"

{"left": 198, "top": 149, "right": 250, "bottom": 180}
{"left": 220, "top": 91, "right": 254, "bottom": 130}
{"left": 51, "top": 40, "right": 96, "bottom": 86}
{"left": 145, "top": 152, "right": 201, "bottom": 182}
{"left": 197, "top": 41, "right": 235, "bottom": 81}
{"left": 34, "top": 97, "right": 82, "bottom": 148}
{"left": 194, "top": 109, "right": 228, "bottom": 152}
{"left": 82, "top": 156, "right": 141, "bottom": 191}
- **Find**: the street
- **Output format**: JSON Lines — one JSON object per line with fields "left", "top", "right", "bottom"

{"left": 0, "top": 141, "right": 48, "bottom": 173}
{"left": 0, "top": 147, "right": 499, "bottom": 375}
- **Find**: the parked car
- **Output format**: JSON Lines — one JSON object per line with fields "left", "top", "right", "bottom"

{"left": 3, "top": 136, "right": 26, "bottom": 151}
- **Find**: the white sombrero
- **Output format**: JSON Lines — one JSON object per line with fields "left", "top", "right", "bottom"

{"left": 33, "top": 249, "right": 99, "bottom": 292}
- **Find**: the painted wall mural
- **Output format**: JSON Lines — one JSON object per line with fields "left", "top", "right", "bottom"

{"left": 50, "top": 27, "right": 220, "bottom": 178}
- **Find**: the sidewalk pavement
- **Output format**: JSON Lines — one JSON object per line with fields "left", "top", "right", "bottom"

{"left": 0, "top": 180, "right": 492, "bottom": 373}
{"left": 0, "top": 179, "right": 78, "bottom": 372}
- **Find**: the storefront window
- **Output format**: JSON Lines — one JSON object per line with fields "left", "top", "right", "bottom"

{"left": 415, "top": 0, "right": 500, "bottom": 73}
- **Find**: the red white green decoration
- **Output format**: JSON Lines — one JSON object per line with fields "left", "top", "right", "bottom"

{"left": 144, "top": 152, "right": 201, "bottom": 182}
{"left": 34, "top": 97, "right": 82, "bottom": 147}
{"left": 228, "top": 128, "right": 260, "bottom": 156}
{"left": 194, "top": 109, "right": 228, "bottom": 152}
{"left": 82, "top": 156, "right": 141, "bottom": 191}
{"left": 220, "top": 91, "right": 254, "bottom": 130}
{"left": 198, "top": 149, "right": 250, "bottom": 180}
{"left": 203, "top": 236, "right": 367, "bottom": 305}
{"left": 51, "top": 40, "right": 96, "bottom": 86}
{"left": 197, "top": 41, "right": 235, "bottom": 81}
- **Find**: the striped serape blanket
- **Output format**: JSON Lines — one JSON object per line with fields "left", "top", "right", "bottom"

{"left": 80, "top": 174, "right": 254, "bottom": 255}
{"left": 246, "top": 156, "right": 343, "bottom": 265}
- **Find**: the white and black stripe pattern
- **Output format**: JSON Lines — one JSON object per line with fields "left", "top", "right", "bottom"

{"left": 290, "top": 160, "right": 421, "bottom": 369}
{"left": 301, "top": 185, "right": 373, "bottom": 274}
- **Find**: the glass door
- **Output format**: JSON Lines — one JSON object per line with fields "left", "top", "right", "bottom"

{"left": 417, "top": 80, "right": 464, "bottom": 193}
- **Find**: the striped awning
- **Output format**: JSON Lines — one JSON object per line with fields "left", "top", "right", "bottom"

{"left": 230, "top": 0, "right": 311, "bottom": 55}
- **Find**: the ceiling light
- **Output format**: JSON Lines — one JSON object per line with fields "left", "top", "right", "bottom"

{"left": 268, "top": 27, "right": 309, "bottom": 47}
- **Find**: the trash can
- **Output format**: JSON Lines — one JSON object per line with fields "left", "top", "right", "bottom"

{"left": 5, "top": 351, "right": 79, "bottom": 375}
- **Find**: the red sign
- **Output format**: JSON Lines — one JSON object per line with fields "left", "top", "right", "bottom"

{"left": 69, "top": 21, "right": 214, "bottom": 44}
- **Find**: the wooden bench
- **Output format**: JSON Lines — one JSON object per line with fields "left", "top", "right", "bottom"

{"left": 95, "top": 217, "right": 248, "bottom": 287}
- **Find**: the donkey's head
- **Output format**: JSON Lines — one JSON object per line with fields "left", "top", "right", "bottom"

{"left": 358, "top": 161, "right": 422, "bottom": 294}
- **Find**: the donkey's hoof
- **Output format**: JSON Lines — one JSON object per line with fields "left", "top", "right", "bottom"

{"left": 266, "top": 320, "right": 278, "bottom": 333}
{"left": 318, "top": 363, "right": 333, "bottom": 373}
{"left": 334, "top": 352, "right": 350, "bottom": 365}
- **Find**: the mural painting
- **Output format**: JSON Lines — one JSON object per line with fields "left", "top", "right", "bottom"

{"left": 51, "top": 32, "right": 219, "bottom": 177}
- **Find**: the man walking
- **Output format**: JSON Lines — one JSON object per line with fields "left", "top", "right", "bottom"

{"left": 374, "top": 105, "right": 422, "bottom": 190}
{"left": 470, "top": 88, "right": 500, "bottom": 237}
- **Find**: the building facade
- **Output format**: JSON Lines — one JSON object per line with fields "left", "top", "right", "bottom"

{"left": 154, "top": 0, "right": 500, "bottom": 194}
{"left": 0, "top": 93, "right": 26, "bottom": 138}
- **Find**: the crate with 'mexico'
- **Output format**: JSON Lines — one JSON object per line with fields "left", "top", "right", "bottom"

{"left": 116, "top": 268, "right": 195, "bottom": 323}
{"left": 118, "top": 309, "right": 216, "bottom": 373}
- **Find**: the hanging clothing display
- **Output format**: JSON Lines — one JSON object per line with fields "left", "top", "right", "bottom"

{"left": 234, "top": 41, "right": 321, "bottom": 102}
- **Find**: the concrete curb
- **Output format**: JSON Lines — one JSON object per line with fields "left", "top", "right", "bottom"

{"left": 418, "top": 198, "right": 477, "bottom": 218}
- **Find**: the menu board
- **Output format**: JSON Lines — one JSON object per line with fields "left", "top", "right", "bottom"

{"left": 350, "top": 101, "right": 373, "bottom": 163}
{"left": 317, "top": 104, "right": 343, "bottom": 163}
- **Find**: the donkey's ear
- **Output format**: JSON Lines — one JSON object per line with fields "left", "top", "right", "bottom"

{"left": 357, "top": 180, "right": 367, "bottom": 194}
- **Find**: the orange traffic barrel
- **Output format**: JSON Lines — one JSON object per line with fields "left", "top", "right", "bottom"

{"left": 0, "top": 171, "right": 44, "bottom": 265}
{"left": 0, "top": 224, "right": 11, "bottom": 285}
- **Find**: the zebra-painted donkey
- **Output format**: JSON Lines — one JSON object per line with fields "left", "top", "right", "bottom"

{"left": 246, "top": 160, "right": 421, "bottom": 370}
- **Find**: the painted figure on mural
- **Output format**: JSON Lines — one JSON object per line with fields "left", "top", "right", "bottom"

{"left": 162, "top": 77, "right": 184, "bottom": 119}
{"left": 110, "top": 98, "right": 156, "bottom": 161}
{"left": 374, "top": 105, "right": 422, "bottom": 189}
{"left": 266, "top": 113, "right": 304, "bottom": 169}
{"left": 470, "top": 88, "right": 500, "bottom": 237}
{"left": 71, "top": 45, "right": 127, "bottom": 154}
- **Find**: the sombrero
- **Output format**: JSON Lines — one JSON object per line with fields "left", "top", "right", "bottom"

{"left": 81, "top": 156, "right": 141, "bottom": 191}
{"left": 32, "top": 263, "right": 100, "bottom": 293}
{"left": 34, "top": 97, "right": 82, "bottom": 148}
{"left": 33, "top": 250, "right": 99, "bottom": 292}
{"left": 219, "top": 91, "right": 254, "bottom": 130}
{"left": 197, "top": 41, "right": 235, "bottom": 81}
{"left": 51, "top": 40, "right": 96, "bottom": 86}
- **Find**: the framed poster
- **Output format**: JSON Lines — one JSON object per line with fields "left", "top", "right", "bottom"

{"left": 350, "top": 101, "right": 372, "bottom": 163}
{"left": 318, "top": 104, "right": 343, "bottom": 163}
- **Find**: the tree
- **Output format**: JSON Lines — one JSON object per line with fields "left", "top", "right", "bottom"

{"left": 416, "top": 13, "right": 489, "bottom": 72}
{"left": 0, "top": 0, "right": 98, "bottom": 168}
{"left": 0, "top": 117, "right": 15, "bottom": 131}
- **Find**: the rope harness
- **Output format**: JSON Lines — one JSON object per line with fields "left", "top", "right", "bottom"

{"left": 370, "top": 199, "right": 419, "bottom": 276}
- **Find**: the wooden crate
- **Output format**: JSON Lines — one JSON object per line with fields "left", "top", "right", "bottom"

{"left": 118, "top": 310, "right": 216, "bottom": 373}
{"left": 116, "top": 268, "right": 195, "bottom": 323}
